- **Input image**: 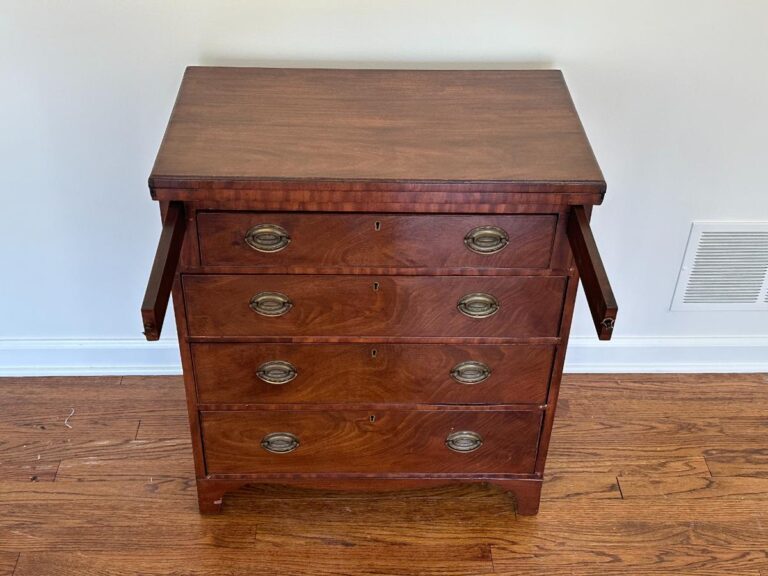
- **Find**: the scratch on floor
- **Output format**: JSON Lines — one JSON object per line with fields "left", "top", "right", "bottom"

{"left": 10, "top": 530, "right": 42, "bottom": 540}
{"left": 63, "top": 408, "right": 75, "bottom": 429}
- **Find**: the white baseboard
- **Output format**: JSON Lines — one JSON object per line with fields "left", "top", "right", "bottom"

{"left": 0, "top": 336, "right": 766, "bottom": 376}
{"left": 0, "top": 338, "right": 182, "bottom": 376}
{"left": 564, "top": 335, "right": 768, "bottom": 373}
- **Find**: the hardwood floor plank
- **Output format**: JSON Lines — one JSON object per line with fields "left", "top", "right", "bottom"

{"left": 619, "top": 475, "right": 768, "bottom": 499}
{"left": 0, "top": 377, "right": 122, "bottom": 403}
{"left": 542, "top": 472, "right": 622, "bottom": 500}
{"left": 0, "top": 460, "right": 59, "bottom": 482}
{"left": 493, "top": 497, "right": 768, "bottom": 538}
{"left": 0, "top": 480, "right": 520, "bottom": 552}
{"left": 1, "top": 438, "right": 169, "bottom": 475}
{"left": 0, "top": 376, "right": 183, "bottom": 401}
{"left": 564, "top": 372, "right": 767, "bottom": 392}
{"left": 134, "top": 413, "right": 191, "bottom": 441}
{"left": 493, "top": 550, "right": 764, "bottom": 576}
{"left": 705, "top": 448, "right": 768, "bottom": 478}
{"left": 0, "top": 416, "right": 142, "bottom": 482}
{"left": 546, "top": 454, "right": 711, "bottom": 477}
{"left": 675, "top": 373, "right": 767, "bottom": 386}
{"left": 0, "top": 377, "right": 185, "bottom": 421}
{"left": 55, "top": 439, "right": 194, "bottom": 481}
{"left": 546, "top": 417, "right": 766, "bottom": 464}
{"left": 558, "top": 373, "right": 768, "bottom": 419}
{"left": 549, "top": 442, "right": 722, "bottom": 464}
{"left": 13, "top": 545, "right": 494, "bottom": 576}
{"left": 0, "top": 416, "right": 139, "bottom": 439}
{"left": 0, "top": 479, "right": 210, "bottom": 552}
{"left": 721, "top": 417, "right": 767, "bottom": 436}
{"left": 558, "top": 397, "right": 768, "bottom": 418}
{"left": 490, "top": 498, "right": 768, "bottom": 575}
{"left": 216, "top": 485, "right": 521, "bottom": 547}
{"left": 0, "top": 553, "right": 18, "bottom": 576}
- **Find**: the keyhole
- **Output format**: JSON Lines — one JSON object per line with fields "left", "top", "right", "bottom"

{"left": 371, "top": 348, "right": 378, "bottom": 359}
{"left": 374, "top": 221, "right": 381, "bottom": 231}
{"left": 373, "top": 282, "right": 380, "bottom": 292}
{"left": 369, "top": 415, "right": 376, "bottom": 423}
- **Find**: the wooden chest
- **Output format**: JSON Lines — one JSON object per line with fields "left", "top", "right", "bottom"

{"left": 142, "top": 67, "right": 617, "bottom": 515}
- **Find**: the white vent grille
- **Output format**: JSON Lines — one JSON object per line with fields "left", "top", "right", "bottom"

{"left": 671, "top": 222, "right": 768, "bottom": 311}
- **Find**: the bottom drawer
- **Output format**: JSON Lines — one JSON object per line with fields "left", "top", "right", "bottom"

{"left": 202, "top": 409, "right": 542, "bottom": 475}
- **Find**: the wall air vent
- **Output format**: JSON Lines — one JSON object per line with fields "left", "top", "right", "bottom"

{"left": 671, "top": 222, "right": 768, "bottom": 311}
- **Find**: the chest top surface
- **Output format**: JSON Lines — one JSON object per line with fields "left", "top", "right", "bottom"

{"left": 150, "top": 67, "right": 604, "bottom": 196}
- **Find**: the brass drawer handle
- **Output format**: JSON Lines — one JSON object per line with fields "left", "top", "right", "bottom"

{"left": 260, "top": 432, "right": 300, "bottom": 454}
{"left": 245, "top": 224, "right": 291, "bottom": 252}
{"left": 250, "top": 291, "right": 292, "bottom": 317}
{"left": 464, "top": 226, "right": 509, "bottom": 254}
{"left": 256, "top": 360, "right": 297, "bottom": 385}
{"left": 457, "top": 293, "right": 499, "bottom": 318}
{"left": 450, "top": 361, "right": 491, "bottom": 385}
{"left": 445, "top": 430, "right": 483, "bottom": 453}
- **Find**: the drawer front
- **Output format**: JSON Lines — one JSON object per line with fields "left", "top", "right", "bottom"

{"left": 183, "top": 275, "right": 566, "bottom": 338}
{"left": 193, "top": 343, "right": 555, "bottom": 404}
{"left": 197, "top": 212, "right": 557, "bottom": 269}
{"left": 202, "top": 409, "right": 541, "bottom": 474}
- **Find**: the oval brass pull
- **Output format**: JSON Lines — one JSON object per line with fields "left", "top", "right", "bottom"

{"left": 260, "top": 432, "right": 300, "bottom": 454}
{"left": 250, "top": 291, "right": 293, "bottom": 317}
{"left": 450, "top": 361, "right": 491, "bottom": 385}
{"left": 457, "top": 293, "right": 499, "bottom": 318}
{"left": 464, "top": 226, "right": 509, "bottom": 254}
{"left": 256, "top": 360, "right": 297, "bottom": 385}
{"left": 445, "top": 430, "right": 483, "bottom": 453}
{"left": 245, "top": 224, "right": 291, "bottom": 253}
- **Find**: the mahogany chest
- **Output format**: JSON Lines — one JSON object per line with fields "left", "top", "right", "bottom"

{"left": 142, "top": 67, "right": 617, "bottom": 515}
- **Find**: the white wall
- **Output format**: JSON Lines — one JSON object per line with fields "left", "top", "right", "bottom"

{"left": 2, "top": 0, "right": 767, "bottom": 374}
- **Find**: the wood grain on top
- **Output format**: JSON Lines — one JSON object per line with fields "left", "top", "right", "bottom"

{"left": 150, "top": 67, "right": 605, "bottom": 194}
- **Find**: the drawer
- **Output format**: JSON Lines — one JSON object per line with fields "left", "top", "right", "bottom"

{"left": 201, "top": 409, "right": 541, "bottom": 474}
{"left": 183, "top": 275, "right": 566, "bottom": 338}
{"left": 193, "top": 343, "right": 555, "bottom": 404}
{"left": 197, "top": 212, "right": 557, "bottom": 269}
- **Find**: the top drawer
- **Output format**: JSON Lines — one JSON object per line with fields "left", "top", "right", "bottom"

{"left": 197, "top": 212, "right": 557, "bottom": 269}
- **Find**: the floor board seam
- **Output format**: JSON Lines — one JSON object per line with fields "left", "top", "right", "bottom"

{"left": 704, "top": 452, "right": 715, "bottom": 477}
{"left": 488, "top": 544, "right": 499, "bottom": 575}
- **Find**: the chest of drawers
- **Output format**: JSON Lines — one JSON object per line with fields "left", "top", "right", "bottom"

{"left": 141, "top": 67, "right": 617, "bottom": 515}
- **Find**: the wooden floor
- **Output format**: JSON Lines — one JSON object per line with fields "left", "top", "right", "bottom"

{"left": 0, "top": 374, "right": 766, "bottom": 575}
